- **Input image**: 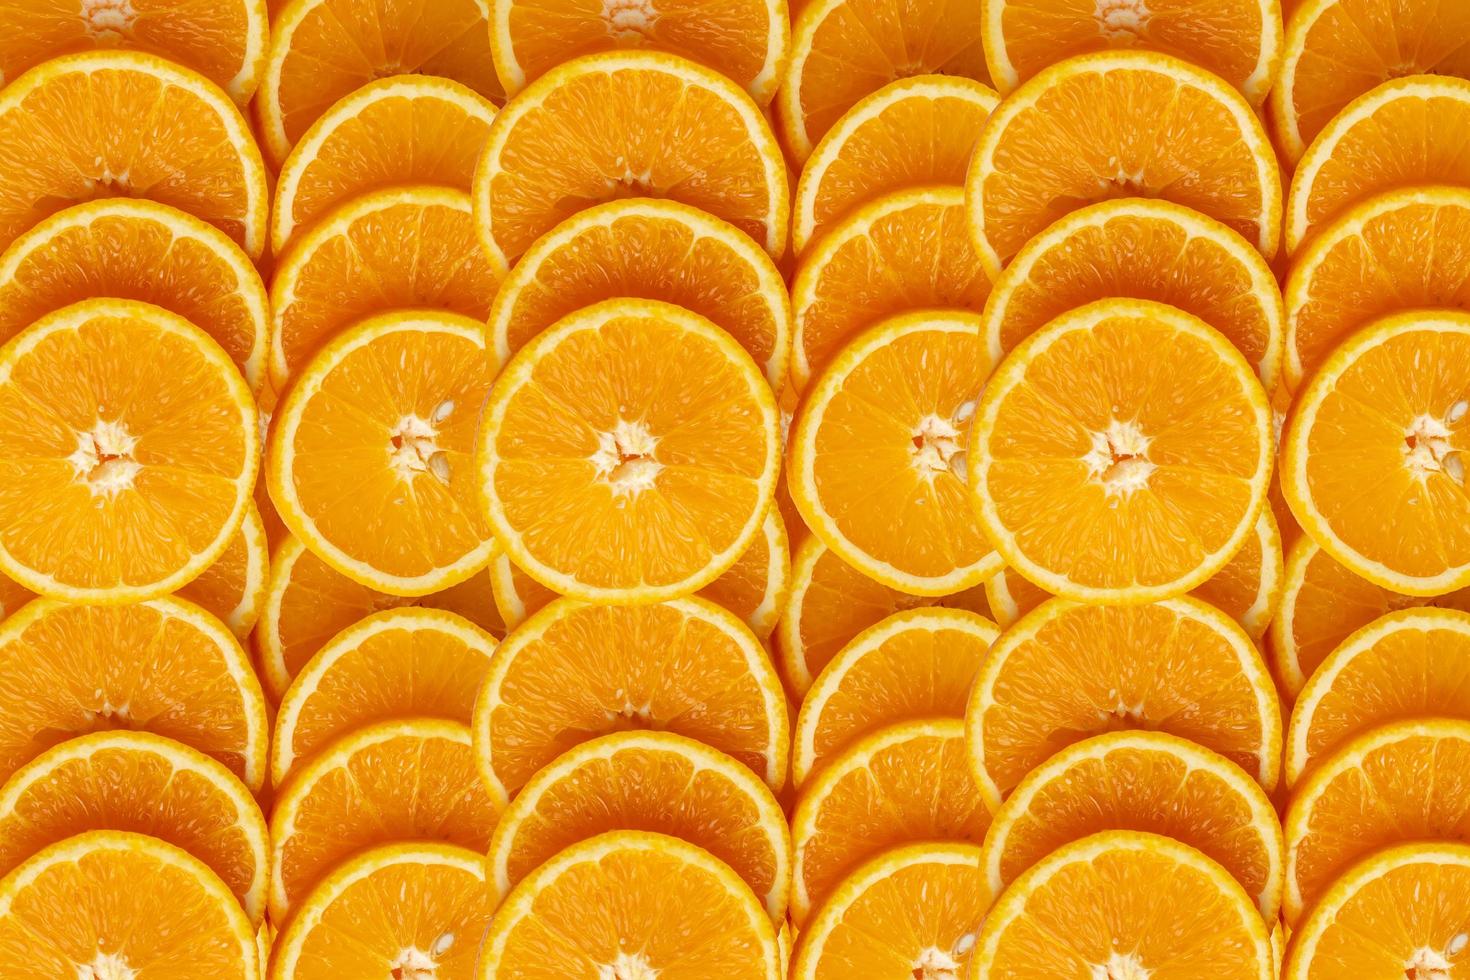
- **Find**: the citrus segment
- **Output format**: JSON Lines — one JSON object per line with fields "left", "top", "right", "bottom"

{"left": 178, "top": 503, "right": 268, "bottom": 641}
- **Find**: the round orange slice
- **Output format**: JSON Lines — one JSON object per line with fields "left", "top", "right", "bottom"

{"left": 790, "top": 718, "right": 992, "bottom": 924}
{"left": 487, "top": 730, "right": 791, "bottom": 920}
{"left": 966, "top": 49, "right": 1281, "bottom": 274}
{"left": 0, "top": 50, "right": 268, "bottom": 259}
{"left": 0, "top": 298, "right": 258, "bottom": 603}
{"left": 1282, "top": 309, "right": 1470, "bottom": 596}
{"left": 478, "top": 298, "right": 779, "bottom": 602}
{"left": 268, "top": 717, "right": 500, "bottom": 923}
{"left": 981, "top": 197, "right": 1284, "bottom": 387}
{"left": 970, "top": 297, "right": 1274, "bottom": 603}
{"left": 0, "top": 831, "right": 257, "bottom": 980}
{"left": 271, "top": 606, "right": 498, "bottom": 787}
{"left": 790, "top": 310, "right": 1001, "bottom": 594}
{"left": 0, "top": 198, "right": 268, "bottom": 389}
{"left": 982, "top": 730, "right": 1285, "bottom": 921}
{"left": 972, "top": 830, "right": 1273, "bottom": 980}
{"left": 789, "top": 842, "right": 991, "bottom": 980}
{"left": 268, "top": 186, "right": 500, "bottom": 387}
{"left": 473, "top": 49, "right": 788, "bottom": 267}
{"left": 792, "top": 75, "right": 999, "bottom": 254}
{"left": 966, "top": 596, "right": 1283, "bottom": 805}
{"left": 793, "top": 607, "right": 998, "bottom": 787}
{"left": 271, "top": 75, "right": 498, "bottom": 255}
{"left": 267, "top": 310, "right": 497, "bottom": 597}
{"left": 479, "top": 830, "right": 782, "bottom": 979}
{"left": 487, "top": 197, "right": 791, "bottom": 387}
{"left": 0, "top": 730, "right": 268, "bottom": 924}
{"left": 1284, "top": 718, "right": 1470, "bottom": 923}
{"left": 473, "top": 595, "right": 789, "bottom": 797}
{"left": 177, "top": 502, "right": 268, "bottom": 641}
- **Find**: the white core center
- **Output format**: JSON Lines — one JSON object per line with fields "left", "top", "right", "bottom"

{"left": 1082, "top": 418, "right": 1155, "bottom": 498}
{"left": 390, "top": 943, "right": 449, "bottom": 980}
{"left": 390, "top": 407, "right": 452, "bottom": 485}
{"left": 81, "top": 0, "right": 137, "bottom": 41}
{"left": 77, "top": 952, "right": 137, "bottom": 980}
{"left": 912, "top": 405, "right": 972, "bottom": 482}
{"left": 1405, "top": 410, "right": 1465, "bottom": 485}
{"left": 1405, "top": 945, "right": 1457, "bottom": 980}
{"left": 1092, "top": 951, "right": 1151, "bottom": 980}
{"left": 1095, "top": 0, "right": 1151, "bottom": 41}
{"left": 68, "top": 419, "right": 141, "bottom": 497}
{"left": 912, "top": 943, "right": 968, "bottom": 979}
{"left": 599, "top": 951, "right": 660, "bottom": 980}
{"left": 602, "top": 0, "right": 659, "bottom": 41}
{"left": 591, "top": 419, "right": 663, "bottom": 498}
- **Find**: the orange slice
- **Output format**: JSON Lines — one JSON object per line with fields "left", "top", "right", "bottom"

{"left": 1270, "top": 0, "right": 1470, "bottom": 165}
{"left": 981, "top": 198, "right": 1284, "bottom": 387}
{"left": 966, "top": 596, "right": 1283, "bottom": 805}
{"left": 271, "top": 607, "right": 498, "bottom": 787}
{"left": 479, "top": 831, "right": 782, "bottom": 979}
{"left": 982, "top": 730, "right": 1285, "bottom": 921}
{"left": 0, "top": 50, "right": 268, "bottom": 259}
{"left": 178, "top": 503, "right": 268, "bottom": 641}
{"left": 793, "top": 607, "right": 998, "bottom": 787}
{"left": 790, "top": 718, "right": 992, "bottom": 924}
{"left": 0, "top": 298, "right": 258, "bottom": 603}
{"left": 268, "top": 718, "right": 500, "bottom": 923}
{"left": 487, "top": 197, "right": 791, "bottom": 387}
{"left": 972, "top": 831, "right": 1273, "bottom": 980}
{"left": 268, "top": 186, "right": 500, "bottom": 388}
{"left": 267, "top": 310, "right": 497, "bottom": 597}
{"left": 970, "top": 297, "right": 1273, "bottom": 603}
{"left": 487, "top": 730, "right": 791, "bottom": 920}
{"left": 256, "top": 0, "right": 502, "bottom": 168}
{"left": 790, "top": 187, "right": 990, "bottom": 392}
{"left": 474, "top": 596, "right": 788, "bottom": 797}
{"left": 777, "top": 0, "right": 989, "bottom": 164}
{"left": 966, "top": 49, "right": 1281, "bottom": 274}
{"left": 789, "top": 842, "right": 991, "bottom": 980}
{"left": 1283, "top": 842, "right": 1470, "bottom": 980}
{"left": 0, "top": 730, "right": 268, "bottom": 924}
{"left": 792, "top": 76, "right": 998, "bottom": 255}
{"left": 478, "top": 298, "right": 779, "bottom": 602}
{"left": 1284, "top": 718, "right": 1470, "bottom": 923}
{"left": 1282, "top": 309, "right": 1470, "bottom": 596}
{"left": 790, "top": 310, "right": 1001, "bottom": 594}
{"left": 0, "top": 198, "right": 268, "bottom": 389}
{"left": 271, "top": 75, "right": 498, "bottom": 255}
{"left": 473, "top": 49, "right": 788, "bottom": 268}
{"left": 0, "top": 831, "right": 257, "bottom": 980}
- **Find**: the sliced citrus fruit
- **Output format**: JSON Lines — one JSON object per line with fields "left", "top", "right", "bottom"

{"left": 0, "top": 831, "right": 257, "bottom": 980}
{"left": 0, "top": 198, "right": 268, "bottom": 389}
{"left": 478, "top": 297, "right": 779, "bottom": 602}
{"left": 488, "top": 730, "right": 791, "bottom": 920}
{"left": 1282, "top": 309, "right": 1470, "bottom": 596}
{"left": 479, "top": 830, "right": 782, "bottom": 979}
{"left": 981, "top": 197, "right": 1284, "bottom": 387}
{"left": 474, "top": 596, "right": 788, "bottom": 797}
{"left": 0, "top": 298, "right": 258, "bottom": 603}
{"left": 473, "top": 49, "right": 788, "bottom": 267}
{"left": 966, "top": 596, "right": 1283, "bottom": 805}
{"left": 178, "top": 503, "right": 268, "bottom": 641}
{"left": 1284, "top": 718, "right": 1470, "bottom": 923}
{"left": 790, "top": 310, "right": 1001, "bottom": 594}
{"left": 267, "top": 310, "right": 497, "bottom": 597}
{"left": 970, "top": 297, "right": 1273, "bottom": 603}
{"left": 271, "top": 607, "right": 498, "bottom": 787}
{"left": 790, "top": 718, "right": 992, "bottom": 924}
{"left": 793, "top": 607, "right": 998, "bottom": 787}
{"left": 1283, "top": 842, "right": 1470, "bottom": 980}
{"left": 1270, "top": 0, "right": 1470, "bottom": 165}
{"left": 0, "top": 50, "right": 268, "bottom": 259}
{"left": 699, "top": 509, "right": 792, "bottom": 640}
{"left": 790, "top": 186, "right": 991, "bottom": 391}
{"left": 487, "top": 197, "right": 790, "bottom": 387}
{"left": 967, "top": 49, "right": 1281, "bottom": 274}
{"left": 268, "top": 842, "right": 492, "bottom": 980}
{"left": 271, "top": 75, "right": 497, "bottom": 255}
{"left": 792, "top": 75, "right": 999, "bottom": 255}
{"left": 268, "top": 186, "right": 500, "bottom": 387}
{"left": 0, "top": 730, "right": 268, "bottom": 923}
{"left": 972, "top": 830, "right": 1273, "bottom": 979}
{"left": 268, "top": 718, "right": 499, "bottom": 923}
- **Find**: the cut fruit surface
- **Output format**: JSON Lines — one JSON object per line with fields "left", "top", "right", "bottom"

{"left": 966, "top": 49, "right": 1281, "bottom": 273}
{"left": 267, "top": 310, "right": 497, "bottom": 597}
{"left": 473, "top": 49, "right": 788, "bottom": 266}
{"left": 0, "top": 50, "right": 268, "bottom": 259}
{"left": 478, "top": 297, "right": 779, "bottom": 602}
{"left": 970, "top": 297, "right": 1273, "bottom": 603}
{"left": 178, "top": 503, "right": 268, "bottom": 641}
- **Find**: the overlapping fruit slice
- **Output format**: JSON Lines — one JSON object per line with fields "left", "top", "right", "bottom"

{"left": 177, "top": 504, "right": 268, "bottom": 640}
